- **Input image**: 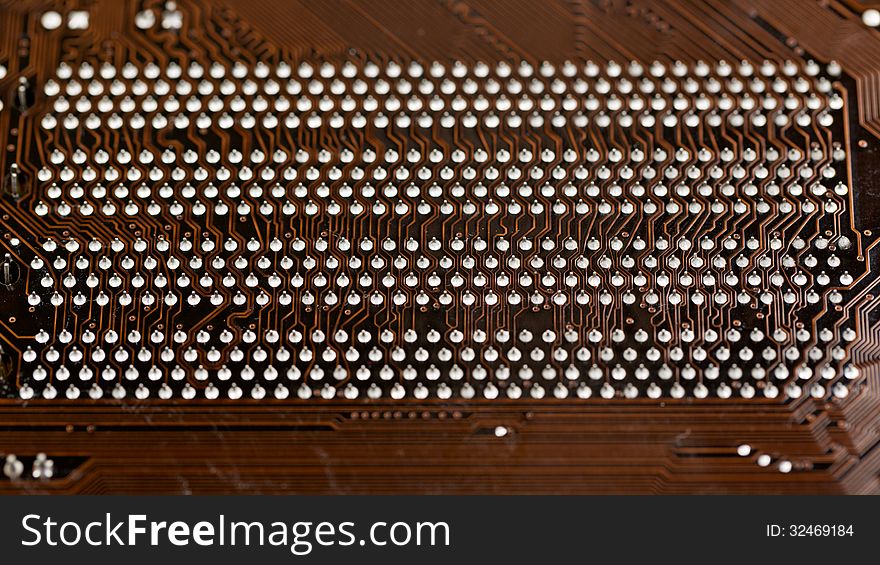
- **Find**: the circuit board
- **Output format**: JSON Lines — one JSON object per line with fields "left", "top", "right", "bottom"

{"left": 1, "top": 0, "right": 880, "bottom": 494}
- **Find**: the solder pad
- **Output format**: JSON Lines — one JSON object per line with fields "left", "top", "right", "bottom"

{"left": 1, "top": 0, "right": 880, "bottom": 493}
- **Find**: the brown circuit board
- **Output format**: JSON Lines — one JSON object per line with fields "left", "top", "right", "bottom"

{"left": 1, "top": 0, "right": 880, "bottom": 494}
